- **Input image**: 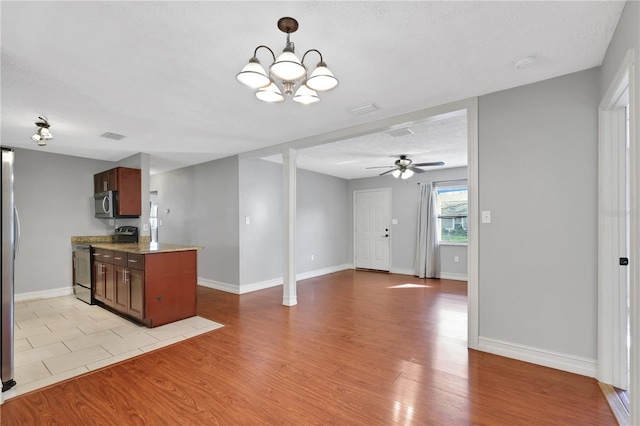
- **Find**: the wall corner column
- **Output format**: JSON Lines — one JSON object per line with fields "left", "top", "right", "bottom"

{"left": 282, "top": 148, "right": 297, "bottom": 306}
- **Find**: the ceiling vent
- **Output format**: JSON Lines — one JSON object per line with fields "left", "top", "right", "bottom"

{"left": 347, "top": 103, "right": 379, "bottom": 116}
{"left": 101, "top": 132, "right": 126, "bottom": 140}
{"left": 386, "top": 128, "right": 414, "bottom": 137}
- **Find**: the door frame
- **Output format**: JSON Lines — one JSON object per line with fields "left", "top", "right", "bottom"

{"left": 598, "top": 48, "right": 638, "bottom": 422}
{"left": 353, "top": 188, "right": 392, "bottom": 271}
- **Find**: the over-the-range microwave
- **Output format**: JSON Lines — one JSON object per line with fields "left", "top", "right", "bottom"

{"left": 94, "top": 191, "right": 117, "bottom": 218}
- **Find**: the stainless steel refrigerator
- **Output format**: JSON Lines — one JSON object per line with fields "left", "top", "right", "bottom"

{"left": 1, "top": 147, "right": 18, "bottom": 392}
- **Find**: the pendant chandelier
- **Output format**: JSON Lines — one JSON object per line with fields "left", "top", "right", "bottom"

{"left": 236, "top": 17, "right": 339, "bottom": 104}
{"left": 31, "top": 116, "right": 52, "bottom": 146}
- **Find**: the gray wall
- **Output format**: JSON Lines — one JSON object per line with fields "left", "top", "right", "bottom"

{"left": 478, "top": 68, "right": 600, "bottom": 359}
{"left": 238, "top": 158, "right": 283, "bottom": 286}
{"left": 150, "top": 156, "right": 240, "bottom": 286}
{"left": 297, "top": 165, "right": 350, "bottom": 273}
{"left": 10, "top": 148, "right": 113, "bottom": 295}
{"left": 347, "top": 167, "right": 468, "bottom": 275}
{"left": 600, "top": 0, "right": 639, "bottom": 99}
{"left": 238, "top": 158, "right": 350, "bottom": 288}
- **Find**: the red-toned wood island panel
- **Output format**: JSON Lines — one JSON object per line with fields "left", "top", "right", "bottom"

{"left": 144, "top": 250, "right": 197, "bottom": 327}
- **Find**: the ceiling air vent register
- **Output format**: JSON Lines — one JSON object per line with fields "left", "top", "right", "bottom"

{"left": 101, "top": 132, "right": 126, "bottom": 141}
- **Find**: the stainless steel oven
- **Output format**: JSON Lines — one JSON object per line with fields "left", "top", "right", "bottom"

{"left": 73, "top": 245, "right": 92, "bottom": 304}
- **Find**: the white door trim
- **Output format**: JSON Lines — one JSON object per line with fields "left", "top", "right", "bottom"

{"left": 353, "top": 188, "right": 392, "bottom": 271}
{"left": 598, "top": 48, "right": 637, "bottom": 422}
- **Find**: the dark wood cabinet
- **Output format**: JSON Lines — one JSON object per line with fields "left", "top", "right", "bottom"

{"left": 93, "top": 167, "right": 141, "bottom": 217}
{"left": 94, "top": 168, "right": 118, "bottom": 193}
{"left": 92, "top": 246, "right": 196, "bottom": 327}
{"left": 93, "top": 249, "right": 114, "bottom": 305}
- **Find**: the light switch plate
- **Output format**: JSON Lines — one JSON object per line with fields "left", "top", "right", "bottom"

{"left": 481, "top": 210, "right": 491, "bottom": 224}
{"left": 392, "top": 219, "right": 398, "bottom": 225}
{"left": 142, "top": 224, "right": 149, "bottom": 232}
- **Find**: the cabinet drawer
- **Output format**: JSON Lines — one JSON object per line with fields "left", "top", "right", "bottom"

{"left": 112, "top": 251, "right": 127, "bottom": 266}
{"left": 126, "top": 253, "right": 145, "bottom": 270}
{"left": 100, "top": 250, "right": 114, "bottom": 263}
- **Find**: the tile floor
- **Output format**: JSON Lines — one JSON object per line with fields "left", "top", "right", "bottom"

{"left": 4, "top": 295, "right": 224, "bottom": 400}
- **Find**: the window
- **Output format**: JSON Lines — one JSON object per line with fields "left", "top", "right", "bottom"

{"left": 436, "top": 186, "right": 468, "bottom": 243}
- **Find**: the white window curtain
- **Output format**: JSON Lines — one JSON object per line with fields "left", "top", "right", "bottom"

{"left": 414, "top": 182, "right": 440, "bottom": 278}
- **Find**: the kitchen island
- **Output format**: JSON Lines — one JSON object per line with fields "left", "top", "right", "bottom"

{"left": 84, "top": 240, "right": 202, "bottom": 328}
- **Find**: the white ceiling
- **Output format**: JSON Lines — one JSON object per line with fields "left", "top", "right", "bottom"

{"left": 0, "top": 1, "right": 625, "bottom": 178}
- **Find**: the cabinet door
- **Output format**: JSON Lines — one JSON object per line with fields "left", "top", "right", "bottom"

{"left": 94, "top": 173, "right": 102, "bottom": 194}
{"left": 93, "top": 261, "right": 105, "bottom": 302}
{"left": 103, "top": 263, "right": 115, "bottom": 307}
{"left": 116, "top": 167, "right": 141, "bottom": 216}
{"left": 128, "top": 268, "right": 144, "bottom": 319}
{"left": 107, "top": 169, "right": 118, "bottom": 191}
{"left": 114, "top": 266, "right": 129, "bottom": 312}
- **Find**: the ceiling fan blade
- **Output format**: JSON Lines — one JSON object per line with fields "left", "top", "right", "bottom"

{"left": 379, "top": 169, "right": 397, "bottom": 176}
{"left": 366, "top": 166, "right": 396, "bottom": 169}
{"left": 408, "top": 167, "right": 425, "bottom": 173}
{"left": 412, "top": 161, "right": 445, "bottom": 167}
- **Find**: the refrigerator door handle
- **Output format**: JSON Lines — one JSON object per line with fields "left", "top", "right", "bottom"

{"left": 14, "top": 206, "right": 20, "bottom": 260}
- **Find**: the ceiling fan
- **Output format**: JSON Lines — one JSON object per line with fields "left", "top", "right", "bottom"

{"left": 366, "top": 155, "right": 444, "bottom": 179}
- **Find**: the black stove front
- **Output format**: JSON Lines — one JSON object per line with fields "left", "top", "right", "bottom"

{"left": 113, "top": 226, "right": 138, "bottom": 243}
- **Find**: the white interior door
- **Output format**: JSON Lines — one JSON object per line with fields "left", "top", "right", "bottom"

{"left": 598, "top": 80, "right": 631, "bottom": 391}
{"left": 354, "top": 189, "right": 390, "bottom": 271}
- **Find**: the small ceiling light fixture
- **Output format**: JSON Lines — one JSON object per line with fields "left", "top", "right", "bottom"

{"left": 31, "top": 116, "right": 52, "bottom": 146}
{"left": 236, "top": 17, "right": 339, "bottom": 104}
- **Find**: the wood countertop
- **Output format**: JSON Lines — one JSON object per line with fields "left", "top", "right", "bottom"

{"left": 90, "top": 242, "right": 202, "bottom": 254}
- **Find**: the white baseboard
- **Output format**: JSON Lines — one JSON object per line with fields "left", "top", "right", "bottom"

{"left": 198, "top": 278, "right": 241, "bottom": 295}
{"left": 439, "top": 272, "right": 468, "bottom": 281}
{"left": 478, "top": 337, "right": 597, "bottom": 377}
{"left": 15, "top": 287, "right": 74, "bottom": 302}
{"left": 296, "top": 263, "right": 352, "bottom": 281}
{"left": 390, "top": 267, "right": 414, "bottom": 276}
{"left": 200, "top": 264, "right": 354, "bottom": 295}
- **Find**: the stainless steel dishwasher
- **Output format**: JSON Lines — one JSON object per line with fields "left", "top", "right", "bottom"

{"left": 73, "top": 245, "right": 93, "bottom": 304}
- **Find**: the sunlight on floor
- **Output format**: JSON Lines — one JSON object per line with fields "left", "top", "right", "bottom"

{"left": 387, "top": 283, "right": 433, "bottom": 289}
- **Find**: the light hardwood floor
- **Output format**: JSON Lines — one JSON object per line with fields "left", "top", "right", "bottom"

{"left": 1, "top": 270, "right": 616, "bottom": 425}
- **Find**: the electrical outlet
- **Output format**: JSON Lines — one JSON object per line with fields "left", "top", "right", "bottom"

{"left": 311, "top": 254, "right": 315, "bottom": 261}
{"left": 142, "top": 224, "right": 149, "bottom": 232}
{"left": 454, "top": 256, "right": 459, "bottom": 263}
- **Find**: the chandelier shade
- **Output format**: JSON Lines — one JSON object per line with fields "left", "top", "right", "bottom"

{"left": 271, "top": 50, "right": 306, "bottom": 81}
{"left": 256, "top": 82, "right": 285, "bottom": 103}
{"left": 293, "top": 84, "right": 320, "bottom": 104}
{"left": 236, "top": 17, "right": 338, "bottom": 104}
{"left": 305, "top": 62, "right": 339, "bottom": 92}
{"left": 236, "top": 57, "right": 271, "bottom": 89}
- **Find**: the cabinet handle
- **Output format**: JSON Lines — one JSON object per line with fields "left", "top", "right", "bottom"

{"left": 128, "top": 259, "right": 138, "bottom": 263}
{"left": 103, "top": 255, "right": 112, "bottom": 258}
{"left": 93, "top": 253, "right": 102, "bottom": 257}
{"left": 114, "top": 257, "right": 123, "bottom": 260}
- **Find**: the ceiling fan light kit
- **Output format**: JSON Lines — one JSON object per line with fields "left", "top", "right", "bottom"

{"left": 31, "top": 116, "right": 52, "bottom": 146}
{"left": 367, "top": 155, "right": 445, "bottom": 179}
{"left": 236, "top": 17, "right": 339, "bottom": 104}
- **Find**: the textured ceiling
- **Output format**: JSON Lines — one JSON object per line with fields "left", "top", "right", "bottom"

{"left": 0, "top": 1, "right": 625, "bottom": 177}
